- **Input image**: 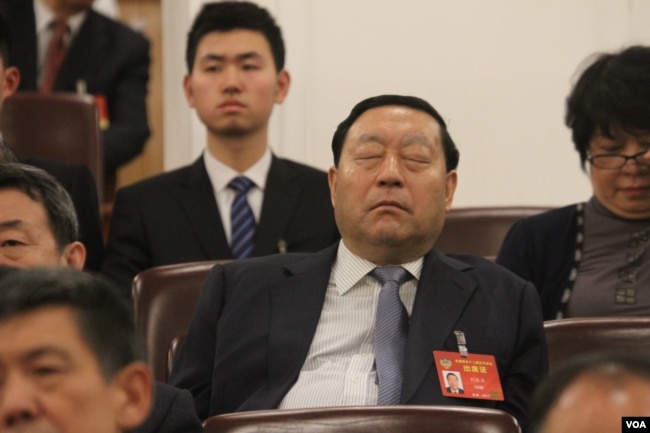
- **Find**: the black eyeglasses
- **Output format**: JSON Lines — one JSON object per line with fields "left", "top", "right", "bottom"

{"left": 587, "top": 149, "right": 650, "bottom": 169}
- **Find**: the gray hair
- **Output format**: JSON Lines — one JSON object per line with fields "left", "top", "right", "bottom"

{"left": 0, "top": 163, "right": 80, "bottom": 251}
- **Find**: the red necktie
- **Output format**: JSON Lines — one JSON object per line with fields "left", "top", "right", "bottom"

{"left": 41, "top": 20, "right": 68, "bottom": 93}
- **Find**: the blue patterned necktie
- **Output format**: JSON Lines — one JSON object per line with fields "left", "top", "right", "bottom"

{"left": 370, "top": 266, "right": 412, "bottom": 405}
{"left": 228, "top": 176, "right": 256, "bottom": 259}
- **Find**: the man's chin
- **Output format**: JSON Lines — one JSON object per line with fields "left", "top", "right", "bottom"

{"left": 216, "top": 126, "right": 250, "bottom": 138}
{"left": 368, "top": 231, "right": 418, "bottom": 252}
{"left": 369, "top": 221, "right": 413, "bottom": 243}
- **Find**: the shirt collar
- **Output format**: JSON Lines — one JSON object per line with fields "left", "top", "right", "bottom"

{"left": 35, "top": 0, "right": 88, "bottom": 37}
{"left": 333, "top": 241, "right": 423, "bottom": 296}
{"left": 203, "top": 147, "right": 272, "bottom": 193}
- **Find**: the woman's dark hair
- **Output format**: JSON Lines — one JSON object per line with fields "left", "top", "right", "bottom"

{"left": 566, "top": 45, "right": 650, "bottom": 169}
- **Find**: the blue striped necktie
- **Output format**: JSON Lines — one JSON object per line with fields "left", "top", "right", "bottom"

{"left": 370, "top": 266, "right": 412, "bottom": 405}
{"left": 228, "top": 176, "right": 256, "bottom": 259}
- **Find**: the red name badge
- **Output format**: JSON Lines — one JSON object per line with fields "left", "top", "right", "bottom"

{"left": 433, "top": 350, "right": 504, "bottom": 401}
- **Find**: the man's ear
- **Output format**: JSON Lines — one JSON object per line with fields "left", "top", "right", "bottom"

{"left": 444, "top": 169, "right": 458, "bottom": 212}
{"left": 2, "top": 66, "right": 20, "bottom": 100}
{"left": 61, "top": 241, "right": 86, "bottom": 270}
{"left": 112, "top": 362, "right": 153, "bottom": 431}
{"left": 273, "top": 69, "right": 290, "bottom": 104}
{"left": 183, "top": 74, "right": 196, "bottom": 108}
{"left": 328, "top": 165, "right": 337, "bottom": 209}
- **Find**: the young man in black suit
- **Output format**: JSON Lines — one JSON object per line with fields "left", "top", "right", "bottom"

{"left": 0, "top": 0, "right": 150, "bottom": 175}
{"left": 169, "top": 94, "right": 548, "bottom": 433}
{"left": 102, "top": 1, "right": 339, "bottom": 292}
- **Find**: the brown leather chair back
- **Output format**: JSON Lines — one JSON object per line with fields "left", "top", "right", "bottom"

{"left": 132, "top": 260, "right": 225, "bottom": 382}
{"left": 436, "top": 206, "right": 550, "bottom": 258}
{"left": 167, "top": 333, "right": 186, "bottom": 380}
{"left": 203, "top": 406, "right": 521, "bottom": 433}
{"left": 544, "top": 317, "right": 650, "bottom": 371}
{"left": 0, "top": 92, "right": 103, "bottom": 200}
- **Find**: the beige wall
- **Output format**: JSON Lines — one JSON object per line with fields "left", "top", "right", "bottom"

{"left": 116, "top": 0, "right": 164, "bottom": 193}
{"left": 163, "top": 0, "right": 650, "bottom": 207}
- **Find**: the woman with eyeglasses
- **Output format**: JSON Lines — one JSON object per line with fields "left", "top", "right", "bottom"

{"left": 496, "top": 45, "right": 650, "bottom": 320}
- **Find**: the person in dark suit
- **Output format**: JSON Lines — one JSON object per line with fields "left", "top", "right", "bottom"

{"left": 0, "top": 163, "right": 202, "bottom": 433}
{"left": 0, "top": 268, "right": 153, "bottom": 433}
{"left": 102, "top": 1, "right": 338, "bottom": 292}
{"left": 0, "top": 267, "right": 202, "bottom": 433}
{"left": 445, "top": 372, "right": 464, "bottom": 394}
{"left": 129, "top": 382, "right": 202, "bottom": 433}
{"left": 169, "top": 94, "right": 548, "bottom": 433}
{"left": 0, "top": 10, "right": 104, "bottom": 270}
{"left": 0, "top": 0, "right": 150, "bottom": 175}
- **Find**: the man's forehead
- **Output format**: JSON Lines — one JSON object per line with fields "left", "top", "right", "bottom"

{"left": 197, "top": 29, "right": 271, "bottom": 56}
{"left": 355, "top": 132, "right": 435, "bottom": 147}
{"left": 0, "top": 187, "right": 44, "bottom": 209}
{"left": 347, "top": 106, "right": 442, "bottom": 146}
{"left": 0, "top": 306, "right": 83, "bottom": 350}
{"left": 353, "top": 105, "right": 440, "bottom": 128}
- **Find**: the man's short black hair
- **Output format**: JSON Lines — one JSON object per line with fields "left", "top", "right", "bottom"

{"left": 0, "top": 267, "right": 142, "bottom": 379}
{"left": 186, "top": 1, "right": 285, "bottom": 73}
{"left": 331, "top": 94, "right": 460, "bottom": 171}
{"left": 0, "top": 163, "right": 80, "bottom": 251}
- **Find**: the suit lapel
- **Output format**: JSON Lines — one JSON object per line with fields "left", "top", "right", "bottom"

{"left": 56, "top": 11, "right": 105, "bottom": 90}
{"left": 255, "top": 156, "right": 302, "bottom": 255}
{"left": 401, "top": 250, "right": 477, "bottom": 402}
{"left": 267, "top": 246, "right": 337, "bottom": 391}
{"left": 178, "top": 157, "right": 232, "bottom": 259}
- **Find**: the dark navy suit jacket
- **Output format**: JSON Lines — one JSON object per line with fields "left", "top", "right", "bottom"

{"left": 169, "top": 244, "right": 547, "bottom": 433}
{"left": 130, "top": 382, "right": 202, "bottom": 433}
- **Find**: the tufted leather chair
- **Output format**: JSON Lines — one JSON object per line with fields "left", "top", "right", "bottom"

{"left": 436, "top": 206, "right": 551, "bottom": 259}
{"left": 0, "top": 92, "right": 103, "bottom": 201}
{"left": 544, "top": 316, "right": 650, "bottom": 371}
{"left": 132, "top": 260, "right": 226, "bottom": 382}
{"left": 203, "top": 406, "right": 522, "bottom": 433}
